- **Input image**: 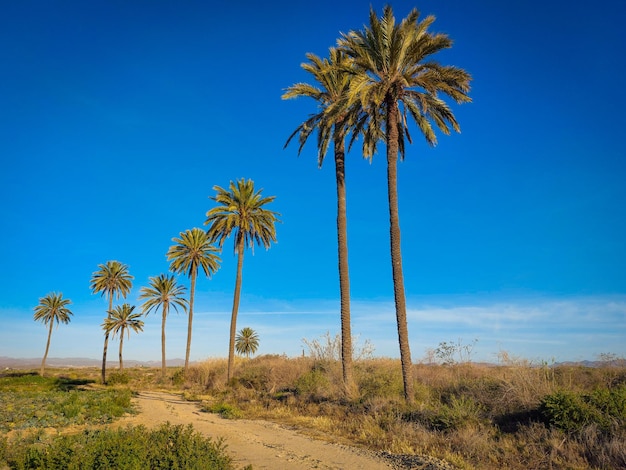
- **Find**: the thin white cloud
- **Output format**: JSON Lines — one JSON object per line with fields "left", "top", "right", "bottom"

{"left": 3, "top": 294, "right": 625, "bottom": 363}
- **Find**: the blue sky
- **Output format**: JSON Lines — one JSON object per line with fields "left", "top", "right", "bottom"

{"left": 1, "top": 0, "right": 625, "bottom": 364}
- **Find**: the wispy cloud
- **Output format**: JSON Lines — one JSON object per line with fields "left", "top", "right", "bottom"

{"left": 3, "top": 294, "right": 625, "bottom": 363}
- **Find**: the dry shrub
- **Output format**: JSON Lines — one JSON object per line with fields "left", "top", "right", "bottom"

{"left": 185, "top": 359, "right": 228, "bottom": 392}
{"left": 234, "top": 354, "right": 312, "bottom": 394}
{"left": 177, "top": 355, "right": 625, "bottom": 469}
{"left": 579, "top": 423, "right": 626, "bottom": 469}
{"left": 356, "top": 358, "right": 405, "bottom": 400}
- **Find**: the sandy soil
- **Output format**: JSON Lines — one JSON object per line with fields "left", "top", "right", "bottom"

{"left": 116, "top": 390, "right": 394, "bottom": 470}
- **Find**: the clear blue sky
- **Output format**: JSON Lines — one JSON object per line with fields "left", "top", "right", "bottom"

{"left": 1, "top": 0, "right": 625, "bottom": 364}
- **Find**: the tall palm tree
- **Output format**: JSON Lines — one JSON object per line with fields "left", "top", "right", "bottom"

{"left": 167, "top": 228, "right": 221, "bottom": 373}
{"left": 339, "top": 5, "right": 472, "bottom": 402}
{"left": 139, "top": 274, "right": 188, "bottom": 377}
{"left": 102, "top": 303, "right": 144, "bottom": 372}
{"left": 33, "top": 292, "right": 73, "bottom": 376}
{"left": 205, "top": 178, "right": 280, "bottom": 382}
{"left": 90, "top": 260, "right": 134, "bottom": 383}
{"left": 235, "top": 327, "right": 259, "bottom": 359}
{"left": 283, "top": 48, "right": 364, "bottom": 396}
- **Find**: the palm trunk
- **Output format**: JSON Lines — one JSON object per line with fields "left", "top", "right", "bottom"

{"left": 119, "top": 329, "right": 125, "bottom": 372}
{"left": 227, "top": 237, "right": 245, "bottom": 383}
{"left": 386, "top": 97, "right": 414, "bottom": 403}
{"left": 185, "top": 270, "right": 196, "bottom": 373}
{"left": 101, "top": 296, "right": 113, "bottom": 384}
{"left": 40, "top": 321, "right": 53, "bottom": 376}
{"left": 334, "top": 132, "right": 355, "bottom": 397}
{"left": 161, "top": 303, "right": 168, "bottom": 378}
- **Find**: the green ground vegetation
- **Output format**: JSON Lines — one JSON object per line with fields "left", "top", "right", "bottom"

{"left": 0, "top": 370, "right": 234, "bottom": 469}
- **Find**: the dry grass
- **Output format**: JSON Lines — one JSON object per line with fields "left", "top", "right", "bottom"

{"left": 9, "top": 356, "right": 623, "bottom": 469}
{"left": 182, "top": 355, "right": 626, "bottom": 469}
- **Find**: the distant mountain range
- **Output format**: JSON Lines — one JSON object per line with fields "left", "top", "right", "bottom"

{"left": 0, "top": 356, "right": 186, "bottom": 369}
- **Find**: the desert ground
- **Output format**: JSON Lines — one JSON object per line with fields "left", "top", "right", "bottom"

{"left": 116, "top": 390, "right": 447, "bottom": 470}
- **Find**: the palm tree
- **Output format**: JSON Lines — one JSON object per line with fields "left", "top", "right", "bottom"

{"left": 283, "top": 48, "right": 365, "bottom": 396}
{"left": 167, "top": 228, "right": 221, "bottom": 373}
{"left": 139, "top": 274, "right": 188, "bottom": 377}
{"left": 101, "top": 303, "right": 144, "bottom": 372}
{"left": 33, "top": 292, "right": 73, "bottom": 376}
{"left": 339, "top": 5, "right": 472, "bottom": 402}
{"left": 235, "top": 327, "right": 259, "bottom": 358}
{"left": 205, "top": 178, "right": 280, "bottom": 382}
{"left": 90, "top": 260, "right": 134, "bottom": 383}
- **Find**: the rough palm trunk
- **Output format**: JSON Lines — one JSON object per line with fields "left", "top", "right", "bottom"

{"left": 101, "top": 296, "right": 113, "bottom": 383}
{"left": 119, "top": 328, "right": 125, "bottom": 371}
{"left": 161, "top": 304, "right": 168, "bottom": 377}
{"left": 227, "top": 237, "right": 245, "bottom": 383}
{"left": 386, "top": 97, "right": 414, "bottom": 403}
{"left": 40, "top": 322, "right": 53, "bottom": 376}
{"left": 185, "top": 270, "right": 197, "bottom": 373}
{"left": 334, "top": 132, "right": 355, "bottom": 397}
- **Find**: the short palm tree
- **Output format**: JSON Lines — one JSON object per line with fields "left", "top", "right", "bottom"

{"left": 235, "top": 327, "right": 259, "bottom": 358}
{"left": 167, "top": 228, "right": 221, "bottom": 373}
{"left": 139, "top": 274, "right": 188, "bottom": 377}
{"left": 102, "top": 303, "right": 144, "bottom": 372}
{"left": 339, "top": 5, "right": 472, "bottom": 402}
{"left": 90, "top": 260, "right": 134, "bottom": 383}
{"left": 33, "top": 292, "right": 73, "bottom": 376}
{"left": 205, "top": 178, "right": 280, "bottom": 382}
{"left": 283, "top": 48, "right": 364, "bottom": 396}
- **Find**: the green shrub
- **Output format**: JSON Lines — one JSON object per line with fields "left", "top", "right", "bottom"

{"left": 4, "top": 423, "right": 233, "bottom": 469}
{"left": 540, "top": 386, "right": 626, "bottom": 432}
{"left": 295, "top": 368, "right": 330, "bottom": 400}
{"left": 236, "top": 364, "right": 270, "bottom": 391}
{"left": 357, "top": 366, "right": 404, "bottom": 400}
{"left": 1, "top": 387, "right": 133, "bottom": 432}
{"left": 170, "top": 367, "right": 185, "bottom": 386}
{"left": 107, "top": 371, "right": 130, "bottom": 385}
{"left": 0, "top": 372, "right": 54, "bottom": 392}
{"left": 204, "top": 402, "right": 243, "bottom": 419}
{"left": 433, "top": 395, "right": 484, "bottom": 431}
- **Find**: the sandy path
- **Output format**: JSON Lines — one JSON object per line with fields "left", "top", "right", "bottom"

{"left": 117, "top": 391, "right": 393, "bottom": 470}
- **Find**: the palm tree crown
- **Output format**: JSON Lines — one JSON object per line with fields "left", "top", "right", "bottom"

{"left": 339, "top": 5, "right": 471, "bottom": 158}
{"left": 90, "top": 260, "right": 134, "bottom": 302}
{"left": 205, "top": 178, "right": 280, "bottom": 254}
{"left": 34, "top": 292, "right": 73, "bottom": 327}
{"left": 102, "top": 303, "right": 144, "bottom": 340}
{"left": 283, "top": 48, "right": 363, "bottom": 166}
{"left": 168, "top": 228, "right": 221, "bottom": 279}
{"left": 235, "top": 327, "right": 260, "bottom": 358}
{"left": 139, "top": 274, "right": 188, "bottom": 317}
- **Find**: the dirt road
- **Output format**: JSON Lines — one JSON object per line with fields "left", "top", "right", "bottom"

{"left": 116, "top": 391, "right": 393, "bottom": 470}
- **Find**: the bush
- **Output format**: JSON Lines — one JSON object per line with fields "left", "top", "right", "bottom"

{"left": 203, "top": 402, "right": 243, "bottom": 419}
{"left": 1, "top": 386, "right": 132, "bottom": 432}
{"left": 3, "top": 423, "right": 233, "bottom": 469}
{"left": 107, "top": 371, "right": 130, "bottom": 385}
{"left": 432, "top": 395, "right": 484, "bottom": 431}
{"left": 295, "top": 368, "right": 330, "bottom": 400}
{"left": 541, "top": 386, "right": 626, "bottom": 433}
{"left": 357, "top": 362, "right": 404, "bottom": 400}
